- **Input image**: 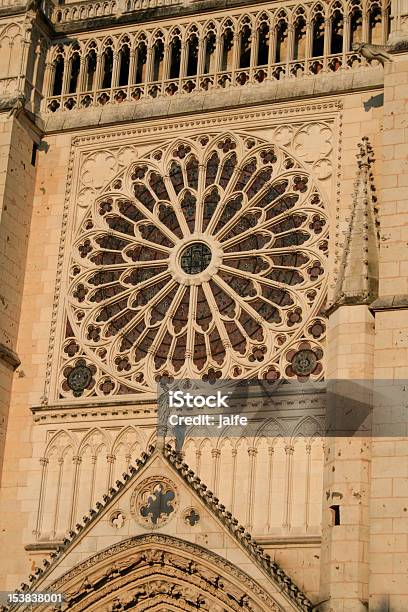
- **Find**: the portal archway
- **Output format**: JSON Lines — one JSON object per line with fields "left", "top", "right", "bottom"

{"left": 39, "top": 534, "right": 297, "bottom": 611}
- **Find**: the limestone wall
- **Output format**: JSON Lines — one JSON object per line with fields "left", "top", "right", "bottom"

{"left": 0, "top": 114, "right": 37, "bottom": 477}
{"left": 0, "top": 88, "right": 384, "bottom": 600}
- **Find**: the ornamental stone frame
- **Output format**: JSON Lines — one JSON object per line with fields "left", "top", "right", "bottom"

{"left": 44, "top": 103, "right": 340, "bottom": 405}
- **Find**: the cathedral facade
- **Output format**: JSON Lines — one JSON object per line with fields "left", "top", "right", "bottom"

{"left": 0, "top": 0, "right": 407, "bottom": 609}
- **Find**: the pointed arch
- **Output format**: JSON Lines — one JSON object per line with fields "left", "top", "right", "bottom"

{"left": 78, "top": 427, "right": 111, "bottom": 456}
{"left": 33, "top": 534, "right": 303, "bottom": 611}
{"left": 111, "top": 425, "right": 135, "bottom": 454}
{"left": 45, "top": 429, "right": 78, "bottom": 459}
{"left": 291, "top": 415, "right": 324, "bottom": 441}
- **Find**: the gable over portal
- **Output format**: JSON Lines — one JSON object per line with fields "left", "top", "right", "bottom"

{"left": 8, "top": 447, "right": 312, "bottom": 612}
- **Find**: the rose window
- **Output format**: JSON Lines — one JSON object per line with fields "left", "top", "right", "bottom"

{"left": 63, "top": 133, "right": 328, "bottom": 398}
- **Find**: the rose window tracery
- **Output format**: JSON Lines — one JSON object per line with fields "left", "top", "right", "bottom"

{"left": 62, "top": 133, "right": 328, "bottom": 397}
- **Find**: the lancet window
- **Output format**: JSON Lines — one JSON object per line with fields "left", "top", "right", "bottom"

{"left": 169, "top": 29, "right": 182, "bottom": 80}
{"left": 85, "top": 44, "right": 97, "bottom": 91}
{"left": 293, "top": 8, "right": 307, "bottom": 60}
{"left": 274, "top": 12, "right": 289, "bottom": 64}
{"left": 186, "top": 28, "right": 199, "bottom": 76}
{"left": 118, "top": 39, "right": 131, "bottom": 87}
{"left": 257, "top": 15, "right": 270, "bottom": 67}
{"left": 68, "top": 47, "right": 81, "bottom": 94}
{"left": 203, "top": 24, "right": 217, "bottom": 74}
{"left": 239, "top": 18, "right": 252, "bottom": 69}
{"left": 220, "top": 20, "right": 234, "bottom": 72}
{"left": 101, "top": 40, "right": 114, "bottom": 89}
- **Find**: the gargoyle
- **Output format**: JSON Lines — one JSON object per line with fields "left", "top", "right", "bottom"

{"left": 352, "top": 42, "right": 393, "bottom": 66}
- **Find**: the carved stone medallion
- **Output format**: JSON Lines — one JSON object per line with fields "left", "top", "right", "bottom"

{"left": 131, "top": 477, "right": 178, "bottom": 529}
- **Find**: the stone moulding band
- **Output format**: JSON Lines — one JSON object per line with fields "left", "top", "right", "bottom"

{"left": 0, "top": 342, "right": 21, "bottom": 370}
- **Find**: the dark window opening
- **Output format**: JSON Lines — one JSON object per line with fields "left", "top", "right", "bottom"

{"left": 350, "top": 9, "right": 363, "bottom": 49}
{"left": 331, "top": 13, "right": 344, "bottom": 54}
{"left": 294, "top": 17, "right": 306, "bottom": 60}
{"left": 204, "top": 32, "right": 216, "bottom": 74}
{"left": 312, "top": 16, "right": 325, "bottom": 57}
{"left": 187, "top": 35, "right": 199, "bottom": 76}
{"left": 369, "top": 7, "right": 382, "bottom": 44}
{"left": 85, "top": 50, "right": 97, "bottom": 91}
{"left": 257, "top": 22, "right": 270, "bottom": 66}
{"left": 330, "top": 504, "right": 341, "bottom": 526}
{"left": 119, "top": 45, "right": 130, "bottom": 86}
{"left": 169, "top": 38, "right": 181, "bottom": 79}
{"left": 275, "top": 21, "right": 288, "bottom": 63}
{"left": 52, "top": 55, "right": 64, "bottom": 96}
{"left": 31, "top": 142, "right": 38, "bottom": 167}
{"left": 239, "top": 25, "right": 252, "bottom": 68}
{"left": 221, "top": 28, "right": 234, "bottom": 71}
{"left": 135, "top": 43, "right": 147, "bottom": 84}
{"left": 68, "top": 52, "right": 80, "bottom": 94}
{"left": 153, "top": 40, "right": 164, "bottom": 81}
{"left": 102, "top": 47, "right": 113, "bottom": 89}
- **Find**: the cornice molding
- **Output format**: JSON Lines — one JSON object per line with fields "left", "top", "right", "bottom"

{"left": 0, "top": 342, "right": 21, "bottom": 370}
{"left": 67, "top": 99, "right": 342, "bottom": 145}
{"left": 37, "top": 74, "right": 382, "bottom": 135}
{"left": 370, "top": 294, "right": 408, "bottom": 312}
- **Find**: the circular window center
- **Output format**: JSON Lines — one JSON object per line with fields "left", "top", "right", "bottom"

{"left": 179, "top": 242, "right": 212, "bottom": 275}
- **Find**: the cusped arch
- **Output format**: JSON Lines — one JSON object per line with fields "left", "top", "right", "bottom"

{"left": 329, "top": 0, "right": 345, "bottom": 15}
{"left": 78, "top": 427, "right": 111, "bottom": 456}
{"left": 291, "top": 415, "right": 323, "bottom": 442}
{"left": 0, "top": 23, "right": 21, "bottom": 41}
{"left": 237, "top": 13, "right": 255, "bottom": 28}
{"left": 45, "top": 429, "right": 78, "bottom": 459}
{"left": 202, "top": 19, "right": 218, "bottom": 35}
{"left": 273, "top": 7, "right": 291, "bottom": 26}
{"left": 293, "top": 4, "right": 310, "bottom": 21}
{"left": 84, "top": 38, "right": 100, "bottom": 54}
{"left": 219, "top": 15, "right": 238, "bottom": 31}
{"left": 117, "top": 32, "right": 132, "bottom": 48}
{"left": 150, "top": 27, "right": 166, "bottom": 43}
{"left": 168, "top": 25, "right": 184, "bottom": 40}
{"left": 311, "top": 1, "right": 327, "bottom": 17}
{"left": 255, "top": 417, "right": 287, "bottom": 447}
{"left": 255, "top": 10, "right": 272, "bottom": 26}
{"left": 50, "top": 44, "right": 65, "bottom": 62}
{"left": 185, "top": 22, "right": 202, "bottom": 39}
{"left": 101, "top": 35, "right": 114, "bottom": 49}
{"left": 111, "top": 425, "right": 143, "bottom": 455}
